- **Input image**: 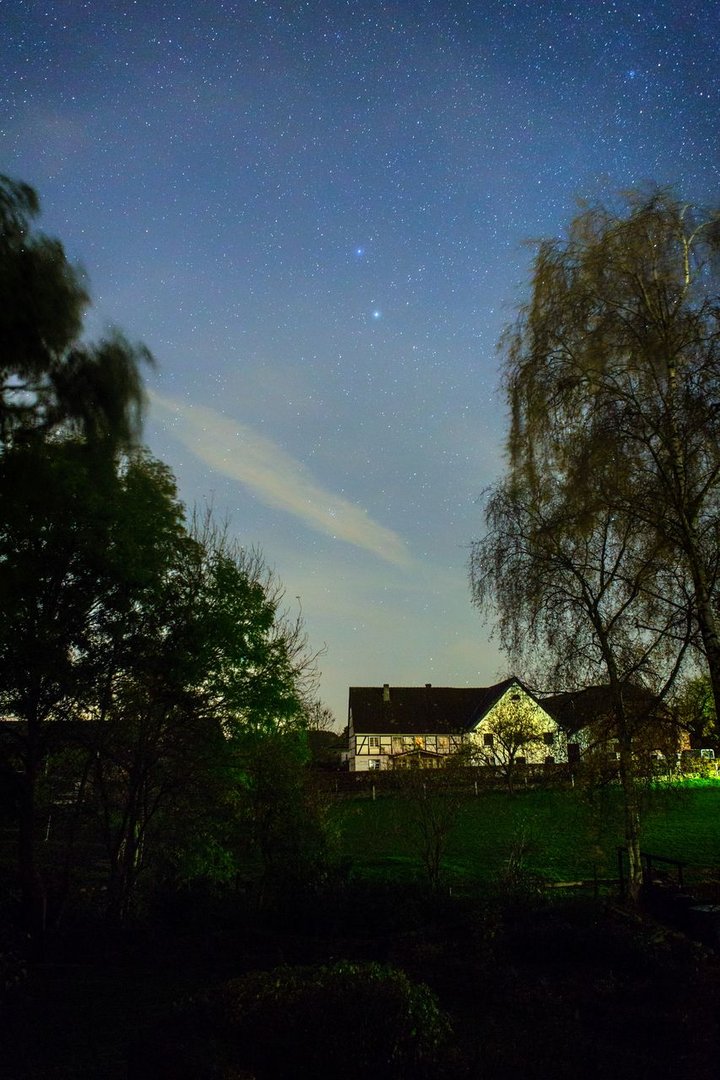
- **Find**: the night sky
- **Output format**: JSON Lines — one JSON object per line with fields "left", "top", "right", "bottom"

{"left": 4, "top": 1, "right": 718, "bottom": 724}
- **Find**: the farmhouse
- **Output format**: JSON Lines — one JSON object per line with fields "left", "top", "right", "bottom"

{"left": 544, "top": 684, "right": 687, "bottom": 765}
{"left": 347, "top": 677, "right": 566, "bottom": 771}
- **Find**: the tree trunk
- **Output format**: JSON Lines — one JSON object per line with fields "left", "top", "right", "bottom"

{"left": 618, "top": 731, "right": 643, "bottom": 903}
{"left": 604, "top": 651, "right": 644, "bottom": 903}
{"left": 106, "top": 774, "right": 145, "bottom": 922}
{"left": 664, "top": 356, "right": 720, "bottom": 717}
{"left": 684, "top": 539, "right": 720, "bottom": 719}
{"left": 18, "top": 762, "right": 46, "bottom": 952}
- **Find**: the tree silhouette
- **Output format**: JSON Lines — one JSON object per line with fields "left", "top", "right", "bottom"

{"left": 0, "top": 174, "right": 152, "bottom": 448}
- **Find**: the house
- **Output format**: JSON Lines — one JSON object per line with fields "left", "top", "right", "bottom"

{"left": 543, "top": 684, "right": 688, "bottom": 766}
{"left": 347, "top": 678, "right": 567, "bottom": 771}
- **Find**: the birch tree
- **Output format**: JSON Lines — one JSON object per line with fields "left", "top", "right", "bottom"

{"left": 471, "top": 475, "right": 693, "bottom": 898}
{"left": 504, "top": 190, "right": 720, "bottom": 709}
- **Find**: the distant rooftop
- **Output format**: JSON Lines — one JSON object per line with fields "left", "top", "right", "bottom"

{"left": 348, "top": 678, "right": 525, "bottom": 735}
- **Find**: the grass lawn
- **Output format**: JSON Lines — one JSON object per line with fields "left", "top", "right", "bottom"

{"left": 332, "top": 780, "right": 720, "bottom": 886}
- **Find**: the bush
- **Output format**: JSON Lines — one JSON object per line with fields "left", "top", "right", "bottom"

{"left": 131, "top": 961, "right": 452, "bottom": 1079}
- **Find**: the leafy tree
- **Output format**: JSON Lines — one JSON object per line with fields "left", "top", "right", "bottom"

{"left": 236, "top": 728, "right": 336, "bottom": 911}
{"left": 399, "top": 766, "right": 461, "bottom": 892}
{"left": 0, "top": 174, "right": 152, "bottom": 447}
{"left": 471, "top": 476, "right": 692, "bottom": 897}
{"left": 306, "top": 700, "right": 337, "bottom": 731}
{"left": 473, "top": 189, "right": 720, "bottom": 897}
{"left": 0, "top": 440, "right": 117, "bottom": 933}
{"left": 83, "top": 508, "right": 320, "bottom": 919}
{"left": 672, "top": 672, "right": 717, "bottom": 749}
{"left": 0, "top": 441, "right": 188, "bottom": 931}
{"left": 471, "top": 692, "right": 549, "bottom": 794}
{"left": 0, "top": 442, "right": 323, "bottom": 925}
{"left": 503, "top": 190, "right": 720, "bottom": 711}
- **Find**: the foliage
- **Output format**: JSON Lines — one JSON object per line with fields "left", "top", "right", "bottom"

{"left": 0, "top": 174, "right": 152, "bottom": 448}
{"left": 135, "top": 962, "right": 452, "bottom": 1079}
{"left": 0, "top": 439, "right": 142, "bottom": 931}
{"left": 0, "top": 175, "right": 329, "bottom": 935}
{"left": 233, "top": 728, "right": 339, "bottom": 912}
{"left": 492, "top": 828, "right": 546, "bottom": 918}
{"left": 470, "top": 189, "right": 720, "bottom": 896}
{"left": 397, "top": 767, "right": 461, "bottom": 892}
{"left": 0, "top": 439, "right": 322, "bottom": 926}
{"left": 468, "top": 690, "right": 553, "bottom": 793}
{"left": 502, "top": 189, "right": 720, "bottom": 708}
{"left": 672, "top": 672, "right": 718, "bottom": 748}
{"left": 471, "top": 475, "right": 689, "bottom": 894}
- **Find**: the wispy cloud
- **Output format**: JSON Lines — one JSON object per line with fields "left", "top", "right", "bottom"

{"left": 151, "top": 392, "right": 412, "bottom": 567}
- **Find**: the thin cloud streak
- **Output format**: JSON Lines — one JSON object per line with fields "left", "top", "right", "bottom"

{"left": 151, "top": 392, "right": 412, "bottom": 568}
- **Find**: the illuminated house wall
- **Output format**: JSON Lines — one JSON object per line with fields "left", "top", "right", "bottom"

{"left": 347, "top": 678, "right": 566, "bottom": 772}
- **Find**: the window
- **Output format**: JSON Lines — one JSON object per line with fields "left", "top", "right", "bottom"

{"left": 368, "top": 759, "right": 381, "bottom": 770}
{"left": 516, "top": 756, "right": 526, "bottom": 766}
{"left": 543, "top": 731, "right": 555, "bottom": 746}
{"left": 483, "top": 733, "right": 494, "bottom": 747}
{"left": 368, "top": 737, "right": 380, "bottom": 748}
{"left": 545, "top": 755, "right": 555, "bottom": 766}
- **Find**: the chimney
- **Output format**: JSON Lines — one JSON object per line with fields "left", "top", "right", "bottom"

{"left": 425, "top": 683, "right": 432, "bottom": 689}
{"left": 383, "top": 683, "right": 390, "bottom": 703}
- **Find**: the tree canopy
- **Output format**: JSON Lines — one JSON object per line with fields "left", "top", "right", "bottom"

{"left": 0, "top": 174, "right": 152, "bottom": 448}
{"left": 501, "top": 190, "right": 720, "bottom": 709}
{"left": 0, "top": 439, "right": 320, "bottom": 926}
{"left": 0, "top": 176, "right": 329, "bottom": 934}
{"left": 471, "top": 189, "right": 720, "bottom": 896}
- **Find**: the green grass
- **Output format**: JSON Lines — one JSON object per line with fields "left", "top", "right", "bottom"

{"left": 332, "top": 781, "right": 720, "bottom": 886}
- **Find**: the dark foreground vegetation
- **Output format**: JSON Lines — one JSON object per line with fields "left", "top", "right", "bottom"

{"left": 2, "top": 870, "right": 720, "bottom": 1079}
{"left": 2, "top": 780, "right": 720, "bottom": 1079}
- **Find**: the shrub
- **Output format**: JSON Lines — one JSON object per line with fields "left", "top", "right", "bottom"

{"left": 131, "top": 961, "right": 452, "bottom": 1079}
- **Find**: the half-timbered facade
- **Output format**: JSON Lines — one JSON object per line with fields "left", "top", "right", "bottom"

{"left": 347, "top": 678, "right": 565, "bottom": 771}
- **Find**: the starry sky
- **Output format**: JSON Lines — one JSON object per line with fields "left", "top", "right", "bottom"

{"left": 3, "top": 1, "right": 719, "bottom": 725}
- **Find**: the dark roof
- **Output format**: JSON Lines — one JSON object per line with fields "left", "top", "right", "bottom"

{"left": 349, "top": 679, "right": 522, "bottom": 735}
{"left": 543, "top": 684, "right": 667, "bottom": 734}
